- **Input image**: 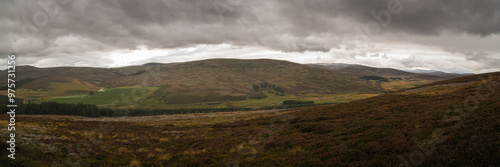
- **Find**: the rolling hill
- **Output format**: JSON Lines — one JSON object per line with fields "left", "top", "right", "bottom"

{"left": 334, "top": 65, "right": 470, "bottom": 80}
{"left": 310, "top": 63, "right": 471, "bottom": 81}
{"left": 1, "top": 59, "right": 381, "bottom": 106}
{"left": 0, "top": 59, "right": 462, "bottom": 107}
{"left": 1, "top": 71, "right": 498, "bottom": 166}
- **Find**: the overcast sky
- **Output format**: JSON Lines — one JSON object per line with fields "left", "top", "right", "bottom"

{"left": 1, "top": 0, "right": 499, "bottom": 73}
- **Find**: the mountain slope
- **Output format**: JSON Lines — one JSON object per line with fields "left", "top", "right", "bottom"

{"left": 338, "top": 65, "right": 411, "bottom": 76}
{"left": 1, "top": 59, "right": 381, "bottom": 105}
{"left": 335, "top": 65, "right": 469, "bottom": 81}
{"left": 136, "top": 59, "right": 379, "bottom": 104}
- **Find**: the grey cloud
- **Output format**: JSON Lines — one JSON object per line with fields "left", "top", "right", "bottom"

{"left": 461, "top": 51, "right": 490, "bottom": 61}
{"left": 337, "top": 0, "right": 500, "bottom": 36}
{"left": 446, "top": 49, "right": 492, "bottom": 61}
{"left": 445, "top": 48, "right": 500, "bottom": 72}
{"left": 401, "top": 55, "right": 421, "bottom": 68}
{"left": 3, "top": 0, "right": 499, "bottom": 53}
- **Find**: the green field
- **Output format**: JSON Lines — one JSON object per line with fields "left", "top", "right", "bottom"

{"left": 83, "top": 87, "right": 158, "bottom": 105}
{"left": 36, "top": 86, "right": 383, "bottom": 109}
{"left": 134, "top": 91, "right": 383, "bottom": 109}
{"left": 37, "top": 87, "right": 158, "bottom": 106}
{"left": 46, "top": 95, "right": 87, "bottom": 103}
{"left": 28, "top": 78, "right": 424, "bottom": 109}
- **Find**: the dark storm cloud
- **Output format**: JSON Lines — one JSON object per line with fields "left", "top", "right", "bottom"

{"left": 0, "top": 0, "right": 498, "bottom": 60}
{"left": 334, "top": 0, "right": 500, "bottom": 36}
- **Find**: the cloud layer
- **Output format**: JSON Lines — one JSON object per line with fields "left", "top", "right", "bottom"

{"left": 1, "top": 0, "right": 499, "bottom": 73}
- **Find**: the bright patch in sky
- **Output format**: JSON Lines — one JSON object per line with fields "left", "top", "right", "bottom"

{"left": 24, "top": 42, "right": 492, "bottom": 74}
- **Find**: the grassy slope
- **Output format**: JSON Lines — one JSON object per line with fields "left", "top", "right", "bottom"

{"left": 18, "top": 80, "right": 95, "bottom": 98}
{"left": 83, "top": 87, "right": 157, "bottom": 105}
{"left": 336, "top": 65, "right": 446, "bottom": 92}
{"left": 46, "top": 95, "right": 87, "bottom": 103}
{"left": 1, "top": 72, "right": 498, "bottom": 166}
{"left": 381, "top": 78, "right": 433, "bottom": 91}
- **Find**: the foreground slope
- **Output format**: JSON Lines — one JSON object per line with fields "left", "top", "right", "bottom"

{"left": 1, "top": 72, "right": 498, "bottom": 166}
{"left": 267, "top": 72, "right": 499, "bottom": 166}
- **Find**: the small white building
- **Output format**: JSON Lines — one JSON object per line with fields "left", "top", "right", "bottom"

{"left": 98, "top": 88, "right": 105, "bottom": 92}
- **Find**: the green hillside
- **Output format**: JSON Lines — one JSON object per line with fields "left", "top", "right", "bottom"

{"left": 83, "top": 87, "right": 157, "bottom": 105}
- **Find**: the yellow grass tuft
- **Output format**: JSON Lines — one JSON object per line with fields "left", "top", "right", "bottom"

{"left": 129, "top": 159, "right": 141, "bottom": 167}
{"left": 158, "top": 137, "right": 169, "bottom": 142}
{"left": 288, "top": 146, "right": 304, "bottom": 155}
{"left": 158, "top": 153, "right": 172, "bottom": 161}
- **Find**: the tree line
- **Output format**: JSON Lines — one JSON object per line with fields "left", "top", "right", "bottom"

{"left": 282, "top": 100, "right": 314, "bottom": 105}
{"left": 0, "top": 102, "right": 105, "bottom": 117}
{"left": 0, "top": 101, "right": 330, "bottom": 118}
{"left": 360, "top": 75, "right": 389, "bottom": 82}
{"left": 252, "top": 82, "right": 285, "bottom": 96}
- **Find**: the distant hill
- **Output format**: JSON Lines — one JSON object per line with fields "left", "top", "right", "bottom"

{"left": 0, "top": 59, "right": 381, "bottom": 105}
{"left": 2, "top": 59, "right": 472, "bottom": 106}
{"left": 313, "top": 64, "right": 470, "bottom": 80}
{"left": 306, "top": 63, "right": 357, "bottom": 70}
{"left": 408, "top": 70, "right": 472, "bottom": 78}
{"left": 336, "top": 65, "right": 413, "bottom": 77}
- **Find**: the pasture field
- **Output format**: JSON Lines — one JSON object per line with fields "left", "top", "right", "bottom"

{"left": 46, "top": 95, "right": 87, "bottom": 104}
{"left": 19, "top": 78, "right": 431, "bottom": 109}
{"left": 34, "top": 87, "right": 158, "bottom": 106}
{"left": 83, "top": 87, "right": 158, "bottom": 105}
{"left": 25, "top": 88, "right": 384, "bottom": 109}
{"left": 134, "top": 91, "right": 383, "bottom": 109}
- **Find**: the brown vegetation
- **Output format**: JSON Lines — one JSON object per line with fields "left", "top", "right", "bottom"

{"left": 1, "top": 72, "right": 498, "bottom": 166}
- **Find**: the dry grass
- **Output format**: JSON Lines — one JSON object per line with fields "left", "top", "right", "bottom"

{"left": 381, "top": 79, "right": 433, "bottom": 91}
{"left": 75, "top": 108, "right": 298, "bottom": 127}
